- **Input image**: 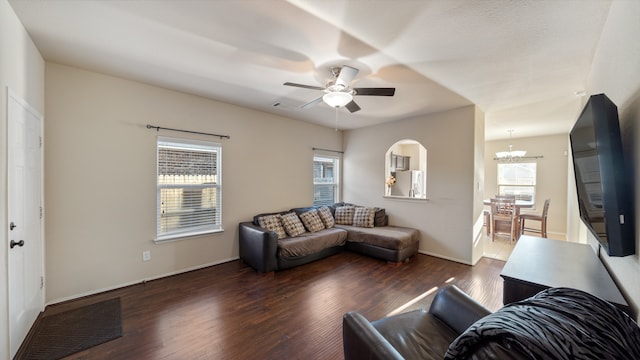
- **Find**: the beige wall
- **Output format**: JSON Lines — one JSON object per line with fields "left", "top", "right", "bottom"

{"left": 342, "top": 105, "right": 484, "bottom": 264}
{"left": 0, "top": 0, "right": 45, "bottom": 357}
{"left": 44, "top": 63, "right": 342, "bottom": 302}
{"left": 582, "top": 0, "right": 640, "bottom": 321}
{"left": 472, "top": 106, "right": 486, "bottom": 264}
{"left": 485, "top": 134, "right": 569, "bottom": 238}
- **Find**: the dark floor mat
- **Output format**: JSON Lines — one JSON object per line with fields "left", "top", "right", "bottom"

{"left": 20, "top": 297, "right": 122, "bottom": 359}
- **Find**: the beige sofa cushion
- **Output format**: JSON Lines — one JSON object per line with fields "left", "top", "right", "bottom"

{"left": 337, "top": 224, "right": 419, "bottom": 250}
{"left": 278, "top": 227, "right": 348, "bottom": 257}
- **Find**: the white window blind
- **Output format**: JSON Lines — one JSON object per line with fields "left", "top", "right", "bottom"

{"left": 156, "top": 137, "right": 222, "bottom": 241}
{"left": 313, "top": 154, "right": 340, "bottom": 206}
{"left": 497, "top": 162, "right": 537, "bottom": 202}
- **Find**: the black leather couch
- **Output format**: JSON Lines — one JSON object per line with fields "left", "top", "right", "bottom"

{"left": 344, "top": 285, "right": 640, "bottom": 359}
{"left": 239, "top": 204, "right": 419, "bottom": 273}
{"left": 343, "top": 285, "right": 491, "bottom": 360}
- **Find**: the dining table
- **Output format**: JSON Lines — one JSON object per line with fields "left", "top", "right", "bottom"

{"left": 483, "top": 199, "right": 535, "bottom": 209}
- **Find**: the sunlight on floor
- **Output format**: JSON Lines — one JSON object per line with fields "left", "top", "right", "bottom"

{"left": 386, "top": 287, "right": 438, "bottom": 317}
{"left": 483, "top": 233, "right": 516, "bottom": 261}
{"left": 483, "top": 229, "right": 566, "bottom": 261}
{"left": 385, "top": 278, "right": 457, "bottom": 317}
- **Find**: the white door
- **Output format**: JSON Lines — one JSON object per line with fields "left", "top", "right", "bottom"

{"left": 8, "top": 90, "right": 44, "bottom": 358}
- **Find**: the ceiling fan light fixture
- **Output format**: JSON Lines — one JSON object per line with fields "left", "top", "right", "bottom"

{"left": 323, "top": 91, "right": 353, "bottom": 108}
{"left": 284, "top": 65, "right": 395, "bottom": 113}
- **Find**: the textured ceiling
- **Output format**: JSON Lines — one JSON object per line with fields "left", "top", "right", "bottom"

{"left": 9, "top": 0, "right": 613, "bottom": 140}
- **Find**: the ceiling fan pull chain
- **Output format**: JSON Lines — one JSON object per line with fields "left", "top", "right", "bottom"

{"left": 335, "top": 107, "right": 338, "bottom": 131}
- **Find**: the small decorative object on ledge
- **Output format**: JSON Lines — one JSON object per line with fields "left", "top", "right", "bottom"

{"left": 385, "top": 175, "right": 396, "bottom": 196}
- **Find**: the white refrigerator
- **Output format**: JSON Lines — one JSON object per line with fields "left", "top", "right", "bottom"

{"left": 391, "top": 170, "right": 424, "bottom": 198}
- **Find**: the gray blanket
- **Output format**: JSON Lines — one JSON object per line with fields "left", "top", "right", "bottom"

{"left": 445, "top": 287, "right": 640, "bottom": 359}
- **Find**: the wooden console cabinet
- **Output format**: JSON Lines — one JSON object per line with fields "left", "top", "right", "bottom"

{"left": 500, "top": 235, "right": 630, "bottom": 314}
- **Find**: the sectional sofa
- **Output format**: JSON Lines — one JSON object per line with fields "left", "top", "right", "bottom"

{"left": 239, "top": 203, "right": 420, "bottom": 273}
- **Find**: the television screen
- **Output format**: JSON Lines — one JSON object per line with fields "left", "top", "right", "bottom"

{"left": 570, "top": 94, "right": 634, "bottom": 257}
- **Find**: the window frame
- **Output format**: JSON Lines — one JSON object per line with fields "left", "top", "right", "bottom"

{"left": 497, "top": 161, "right": 537, "bottom": 203}
{"left": 313, "top": 153, "right": 341, "bottom": 206}
{"left": 155, "top": 136, "right": 223, "bottom": 242}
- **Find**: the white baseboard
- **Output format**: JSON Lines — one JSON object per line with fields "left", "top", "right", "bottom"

{"left": 46, "top": 256, "right": 240, "bottom": 307}
{"left": 417, "top": 250, "right": 472, "bottom": 265}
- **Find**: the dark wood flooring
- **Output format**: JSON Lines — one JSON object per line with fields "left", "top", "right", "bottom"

{"left": 18, "top": 252, "right": 506, "bottom": 360}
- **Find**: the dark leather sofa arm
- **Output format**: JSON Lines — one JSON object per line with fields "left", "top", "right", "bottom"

{"left": 238, "top": 222, "right": 278, "bottom": 273}
{"left": 343, "top": 285, "right": 491, "bottom": 360}
{"left": 429, "top": 285, "right": 492, "bottom": 333}
{"left": 343, "top": 312, "right": 405, "bottom": 360}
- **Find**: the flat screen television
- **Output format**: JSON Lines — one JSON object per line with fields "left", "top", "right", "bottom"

{"left": 570, "top": 93, "right": 634, "bottom": 257}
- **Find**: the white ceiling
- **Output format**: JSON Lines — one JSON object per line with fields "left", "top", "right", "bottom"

{"left": 8, "top": 0, "right": 612, "bottom": 140}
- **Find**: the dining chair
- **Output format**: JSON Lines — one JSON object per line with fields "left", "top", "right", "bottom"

{"left": 520, "top": 199, "right": 551, "bottom": 238}
{"left": 490, "top": 198, "right": 519, "bottom": 243}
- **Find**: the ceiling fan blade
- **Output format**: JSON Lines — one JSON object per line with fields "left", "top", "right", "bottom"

{"left": 335, "top": 66, "right": 359, "bottom": 87}
{"left": 345, "top": 100, "right": 361, "bottom": 113}
{"left": 301, "top": 96, "right": 324, "bottom": 109}
{"left": 283, "top": 82, "right": 325, "bottom": 91}
{"left": 353, "top": 87, "right": 396, "bottom": 96}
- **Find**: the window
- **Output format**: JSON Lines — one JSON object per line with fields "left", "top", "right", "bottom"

{"left": 313, "top": 154, "right": 340, "bottom": 206}
{"left": 497, "top": 162, "right": 536, "bottom": 202}
{"left": 156, "top": 137, "right": 222, "bottom": 241}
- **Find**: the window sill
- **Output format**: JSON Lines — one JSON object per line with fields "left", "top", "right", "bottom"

{"left": 383, "top": 195, "right": 429, "bottom": 201}
{"left": 154, "top": 228, "right": 224, "bottom": 244}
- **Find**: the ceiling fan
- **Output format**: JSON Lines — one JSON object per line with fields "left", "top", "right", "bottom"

{"left": 283, "top": 65, "right": 395, "bottom": 113}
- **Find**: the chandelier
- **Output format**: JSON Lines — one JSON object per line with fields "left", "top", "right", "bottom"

{"left": 495, "top": 130, "right": 526, "bottom": 160}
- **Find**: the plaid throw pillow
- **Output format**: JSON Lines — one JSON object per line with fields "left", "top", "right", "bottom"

{"left": 353, "top": 207, "right": 375, "bottom": 228}
{"left": 299, "top": 210, "right": 325, "bottom": 233}
{"left": 257, "top": 214, "right": 287, "bottom": 239}
{"left": 317, "top": 206, "right": 335, "bottom": 228}
{"left": 280, "top": 212, "right": 307, "bottom": 237}
{"left": 334, "top": 206, "right": 355, "bottom": 225}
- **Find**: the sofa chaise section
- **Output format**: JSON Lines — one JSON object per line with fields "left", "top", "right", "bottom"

{"left": 337, "top": 224, "right": 419, "bottom": 264}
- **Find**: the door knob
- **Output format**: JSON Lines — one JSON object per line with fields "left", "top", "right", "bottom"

{"left": 10, "top": 240, "right": 24, "bottom": 249}
{"left": 10, "top": 222, "right": 17, "bottom": 231}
